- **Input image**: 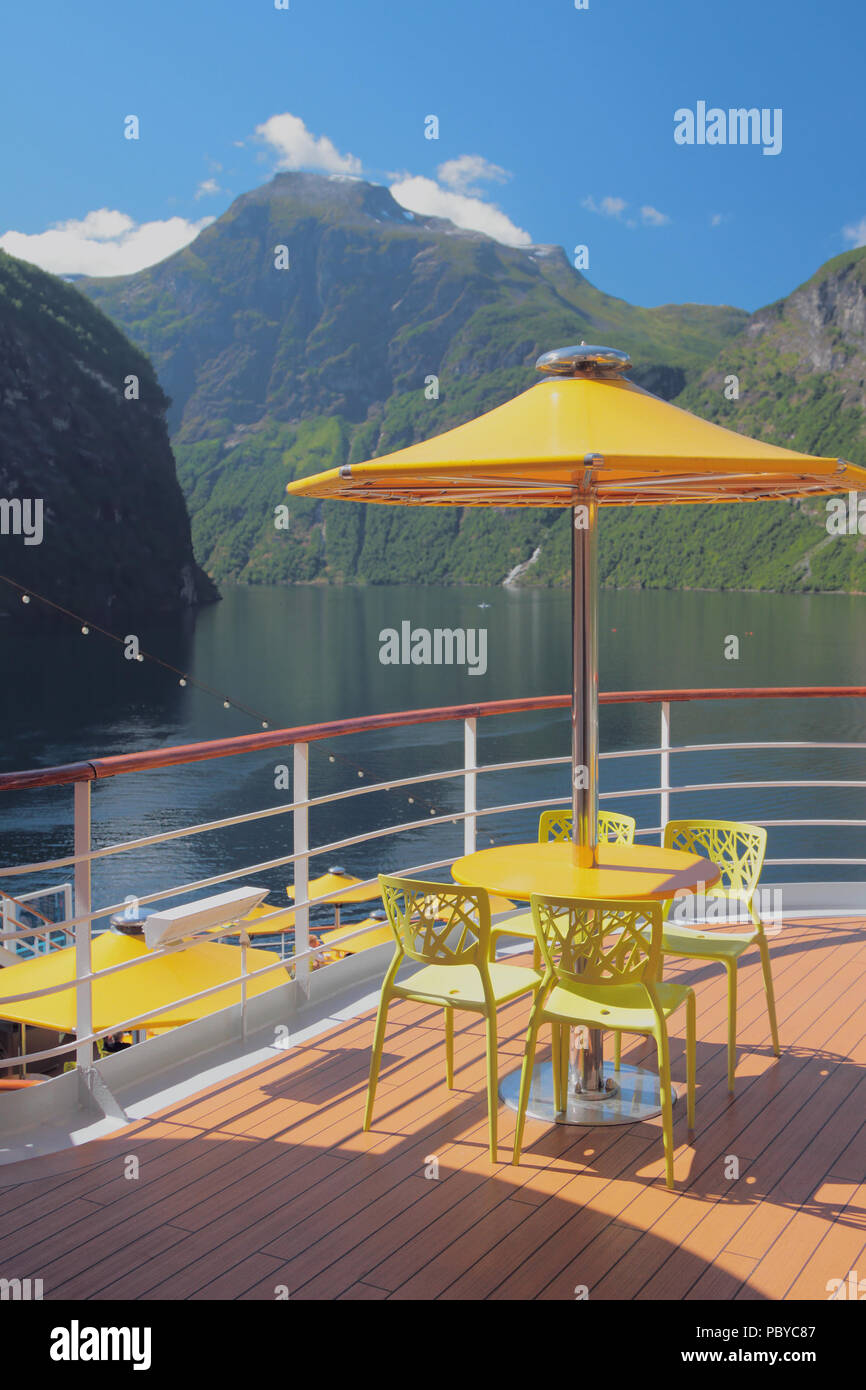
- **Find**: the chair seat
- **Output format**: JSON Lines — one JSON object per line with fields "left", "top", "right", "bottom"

{"left": 393, "top": 961, "right": 540, "bottom": 1009}
{"left": 661, "top": 922, "right": 757, "bottom": 961}
{"left": 490, "top": 910, "right": 535, "bottom": 939}
{"left": 542, "top": 978, "right": 691, "bottom": 1032}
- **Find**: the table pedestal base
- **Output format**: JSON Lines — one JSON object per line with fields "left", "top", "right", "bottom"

{"left": 499, "top": 1060, "right": 678, "bottom": 1127}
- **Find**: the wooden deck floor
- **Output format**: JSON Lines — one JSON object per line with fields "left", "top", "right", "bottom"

{"left": 1, "top": 915, "right": 864, "bottom": 1301}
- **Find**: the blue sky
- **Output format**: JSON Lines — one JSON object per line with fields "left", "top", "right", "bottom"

{"left": 1, "top": 0, "right": 864, "bottom": 311}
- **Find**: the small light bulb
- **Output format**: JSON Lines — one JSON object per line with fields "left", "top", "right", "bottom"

{"left": 137, "top": 654, "right": 144, "bottom": 662}
{"left": 21, "top": 594, "right": 30, "bottom": 604}
{"left": 179, "top": 678, "right": 187, "bottom": 687}
{"left": 262, "top": 721, "right": 269, "bottom": 729}
{"left": 329, "top": 755, "right": 335, "bottom": 763}
{"left": 223, "top": 700, "right": 230, "bottom": 709}
{"left": 357, "top": 771, "right": 364, "bottom": 779}
{"left": 81, "top": 625, "right": 89, "bottom": 635}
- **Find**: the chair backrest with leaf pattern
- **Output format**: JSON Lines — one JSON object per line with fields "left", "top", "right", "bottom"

{"left": 663, "top": 820, "right": 766, "bottom": 904}
{"left": 538, "top": 808, "right": 636, "bottom": 846}
{"left": 379, "top": 875, "right": 491, "bottom": 966}
{"left": 529, "top": 894, "right": 662, "bottom": 990}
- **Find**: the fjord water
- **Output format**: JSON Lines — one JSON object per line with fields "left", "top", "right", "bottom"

{"left": 2, "top": 584, "right": 866, "bottom": 932}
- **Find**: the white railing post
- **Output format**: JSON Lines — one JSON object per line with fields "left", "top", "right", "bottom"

{"left": 74, "top": 780, "right": 94, "bottom": 1070}
{"left": 293, "top": 743, "right": 310, "bottom": 990}
{"left": 660, "top": 701, "right": 671, "bottom": 844}
{"left": 464, "top": 717, "right": 477, "bottom": 856}
{"left": 239, "top": 928, "right": 249, "bottom": 1039}
{"left": 62, "top": 881, "right": 73, "bottom": 948}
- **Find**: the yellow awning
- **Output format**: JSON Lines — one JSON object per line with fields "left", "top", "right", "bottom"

{"left": 0, "top": 930, "right": 290, "bottom": 1033}
{"left": 287, "top": 374, "right": 866, "bottom": 507}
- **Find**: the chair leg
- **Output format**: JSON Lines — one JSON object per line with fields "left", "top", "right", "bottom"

{"left": 444, "top": 1006, "right": 454, "bottom": 1088}
{"left": 726, "top": 961, "right": 738, "bottom": 1094}
{"left": 685, "top": 990, "right": 696, "bottom": 1130}
{"left": 613, "top": 1030, "right": 622, "bottom": 1070}
{"left": 560, "top": 1024, "right": 570, "bottom": 1103}
{"left": 512, "top": 1002, "right": 543, "bottom": 1165}
{"left": 758, "top": 934, "right": 781, "bottom": 1057}
{"left": 654, "top": 1025, "right": 675, "bottom": 1190}
{"left": 551, "top": 1022, "right": 563, "bottom": 1111}
{"left": 485, "top": 1011, "right": 499, "bottom": 1162}
{"left": 533, "top": 940, "right": 542, "bottom": 972}
{"left": 363, "top": 988, "right": 393, "bottom": 1131}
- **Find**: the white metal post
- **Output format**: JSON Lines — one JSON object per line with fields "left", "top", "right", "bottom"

{"left": 293, "top": 743, "right": 310, "bottom": 990}
{"left": 464, "top": 717, "right": 477, "bottom": 856}
{"left": 74, "top": 780, "right": 94, "bottom": 1070}
{"left": 239, "top": 929, "right": 249, "bottom": 1040}
{"left": 660, "top": 700, "right": 671, "bottom": 845}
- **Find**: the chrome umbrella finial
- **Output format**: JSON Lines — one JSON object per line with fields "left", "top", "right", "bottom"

{"left": 535, "top": 345, "right": 633, "bottom": 377}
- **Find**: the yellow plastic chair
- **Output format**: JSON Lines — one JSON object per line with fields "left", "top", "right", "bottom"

{"left": 490, "top": 808, "right": 637, "bottom": 964}
{"left": 645, "top": 819, "right": 780, "bottom": 1094}
{"left": 512, "top": 894, "right": 696, "bottom": 1189}
{"left": 363, "top": 875, "right": 541, "bottom": 1161}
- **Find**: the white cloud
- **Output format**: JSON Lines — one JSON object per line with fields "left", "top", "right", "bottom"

{"left": 196, "top": 178, "right": 223, "bottom": 199}
{"left": 0, "top": 207, "right": 213, "bottom": 276}
{"left": 640, "top": 204, "right": 670, "bottom": 227}
{"left": 583, "top": 195, "right": 628, "bottom": 219}
{"left": 843, "top": 216, "right": 866, "bottom": 248}
{"left": 710, "top": 212, "right": 725, "bottom": 228}
{"left": 582, "top": 195, "right": 670, "bottom": 228}
{"left": 255, "top": 112, "right": 361, "bottom": 175}
{"left": 436, "top": 154, "right": 509, "bottom": 196}
{"left": 389, "top": 174, "right": 531, "bottom": 247}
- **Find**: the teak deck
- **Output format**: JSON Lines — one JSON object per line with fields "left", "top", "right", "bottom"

{"left": 1, "top": 915, "right": 864, "bottom": 1301}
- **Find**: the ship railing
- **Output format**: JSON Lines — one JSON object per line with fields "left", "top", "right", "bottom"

{"left": 0, "top": 685, "right": 865, "bottom": 1077}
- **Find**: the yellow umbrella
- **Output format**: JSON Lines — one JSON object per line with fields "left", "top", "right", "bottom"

{"left": 226, "top": 902, "right": 298, "bottom": 938}
{"left": 0, "top": 930, "right": 290, "bottom": 1033}
{"left": 319, "top": 914, "right": 394, "bottom": 956}
{"left": 289, "top": 343, "right": 866, "bottom": 1110}
{"left": 286, "top": 868, "right": 381, "bottom": 929}
{"left": 289, "top": 345, "right": 866, "bottom": 860}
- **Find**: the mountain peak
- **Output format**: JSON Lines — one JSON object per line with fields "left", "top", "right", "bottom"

{"left": 240, "top": 170, "right": 422, "bottom": 229}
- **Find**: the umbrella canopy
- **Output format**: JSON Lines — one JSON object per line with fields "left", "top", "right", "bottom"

{"left": 319, "top": 914, "right": 394, "bottom": 955}
{"left": 288, "top": 345, "right": 866, "bottom": 864}
{"left": 285, "top": 869, "right": 381, "bottom": 907}
{"left": 287, "top": 354, "right": 866, "bottom": 508}
{"left": 0, "top": 930, "right": 290, "bottom": 1033}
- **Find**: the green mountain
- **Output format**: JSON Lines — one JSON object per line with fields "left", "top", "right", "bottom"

{"left": 81, "top": 173, "right": 747, "bottom": 587}
{"left": 0, "top": 250, "right": 216, "bottom": 624}
{"left": 601, "top": 248, "right": 866, "bottom": 594}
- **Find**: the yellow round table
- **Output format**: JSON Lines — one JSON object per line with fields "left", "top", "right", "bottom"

{"left": 451, "top": 841, "right": 720, "bottom": 1127}
{"left": 452, "top": 840, "right": 719, "bottom": 904}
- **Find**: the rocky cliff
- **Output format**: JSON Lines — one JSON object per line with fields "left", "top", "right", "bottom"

{"left": 0, "top": 250, "right": 217, "bottom": 624}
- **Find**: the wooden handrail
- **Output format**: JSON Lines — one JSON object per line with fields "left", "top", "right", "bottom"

{"left": 2, "top": 686, "right": 865, "bottom": 793}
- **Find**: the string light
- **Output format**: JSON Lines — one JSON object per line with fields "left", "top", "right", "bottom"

{"left": 5, "top": 573, "right": 469, "bottom": 829}
{"left": 1, "top": 572, "right": 273, "bottom": 728}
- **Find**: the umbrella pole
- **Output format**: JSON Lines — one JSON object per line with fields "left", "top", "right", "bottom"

{"left": 571, "top": 493, "right": 599, "bottom": 864}
{"left": 571, "top": 492, "right": 606, "bottom": 1098}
